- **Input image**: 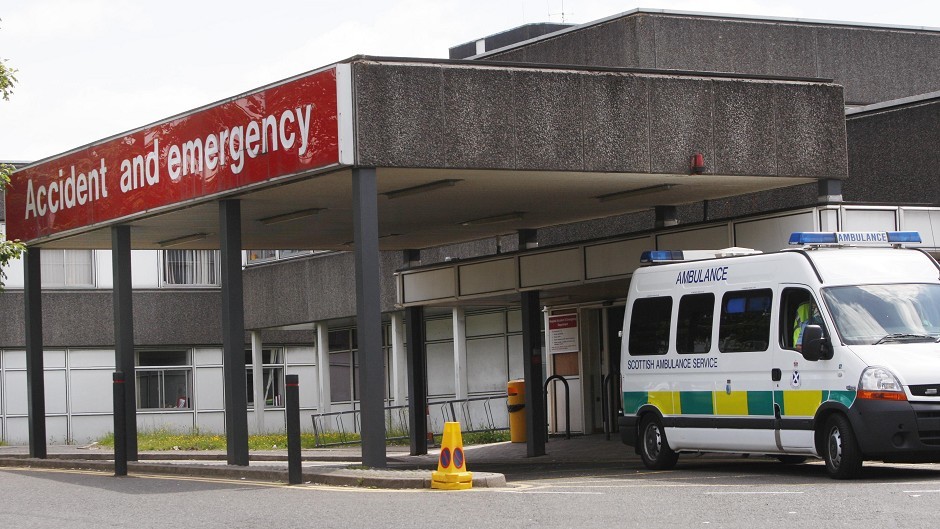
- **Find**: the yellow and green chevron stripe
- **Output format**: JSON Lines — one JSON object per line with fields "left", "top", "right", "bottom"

{"left": 623, "top": 389, "right": 856, "bottom": 417}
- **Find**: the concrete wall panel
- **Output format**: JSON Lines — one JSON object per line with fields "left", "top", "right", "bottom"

{"left": 650, "top": 16, "right": 817, "bottom": 77}
{"left": 510, "top": 70, "right": 585, "bottom": 171}
{"left": 817, "top": 28, "right": 940, "bottom": 105}
{"left": 486, "top": 12, "right": 940, "bottom": 105}
{"left": 713, "top": 81, "right": 778, "bottom": 175}
{"left": 581, "top": 75, "right": 650, "bottom": 172}
{"left": 0, "top": 290, "right": 223, "bottom": 348}
{"left": 242, "top": 251, "right": 402, "bottom": 330}
{"left": 441, "top": 68, "right": 516, "bottom": 168}
{"left": 648, "top": 77, "right": 714, "bottom": 174}
{"left": 354, "top": 61, "right": 846, "bottom": 180}
{"left": 846, "top": 100, "right": 940, "bottom": 204}
{"left": 354, "top": 64, "right": 445, "bottom": 168}
{"left": 773, "top": 83, "right": 847, "bottom": 178}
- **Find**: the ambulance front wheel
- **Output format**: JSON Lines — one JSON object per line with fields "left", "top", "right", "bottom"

{"left": 639, "top": 415, "right": 678, "bottom": 470}
{"left": 823, "top": 414, "right": 863, "bottom": 479}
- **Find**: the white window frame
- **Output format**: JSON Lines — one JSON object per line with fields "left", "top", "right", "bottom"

{"left": 40, "top": 249, "right": 95, "bottom": 288}
{"left": 160, "top": 249, "right": 220, "bottom": 287}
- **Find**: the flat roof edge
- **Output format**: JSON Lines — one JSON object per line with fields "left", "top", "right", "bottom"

{"left": 469, "top": 7, "right": 940, "bottom": 61}
{"left": 352, "top": 55, "right": 834, "bottom": 84}
{"left": 846, "top": 89, "right": 940, "bottom": 117}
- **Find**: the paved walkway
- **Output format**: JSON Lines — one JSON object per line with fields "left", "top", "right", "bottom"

{"left": 0, "top": 435, "right": 636, "bottom": 489}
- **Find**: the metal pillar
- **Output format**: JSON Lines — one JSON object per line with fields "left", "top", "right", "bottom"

{"left": 112, "top": 225, "right": 138, "bottom": 460}
{"left": 251, "top": 331, "right": 264, "bottom": 433}
{"left": 390, "top": 312, "right": 408, "bottom": 407}
{"left": 315, "top": 323, "right": 332, "bottom": 415}
{"left": 219, "top": 199, "right": 249, "bottom": 466}
{"left": 23, "top": 246, "right": 46, "bottom": 459}
{"left": 521, "top": 290, "right": 546, "bottom": 457}
{"left": 405, "top": 305, "right": 428, "bottom": 455}
{"left": 352, "top": 167, "right": 386, "bottom": 468}
{"left": 452, "top": 308, "right": 468, "bottom": 401}
{"left": 286, "top": 374, "right": 301, "bottom": 485}
{"left": 112, "top": 371, "right": 128, "bottom": 476}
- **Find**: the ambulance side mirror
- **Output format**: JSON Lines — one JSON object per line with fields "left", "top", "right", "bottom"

{"left": 801, "top": 325, "right": 832, "bottom": 361}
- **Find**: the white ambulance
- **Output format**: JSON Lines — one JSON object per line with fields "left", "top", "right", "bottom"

{"left": 619, "top": 231, "right": 940, "bottom": 479}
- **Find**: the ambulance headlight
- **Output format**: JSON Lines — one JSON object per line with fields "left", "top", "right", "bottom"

{"left": 857, "top": 366, "right": 907, "bottom": 401}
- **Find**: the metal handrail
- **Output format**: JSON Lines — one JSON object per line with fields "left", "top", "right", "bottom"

{"left": 311, "top": 394, "right": 508, "bottom": 447}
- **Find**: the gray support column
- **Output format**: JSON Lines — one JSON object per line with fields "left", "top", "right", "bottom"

{"left": 251, "top": 332, "right": 264, "bottom": 433}
{"left": 818, "top": 179, "right": 843, "bottom": 203}
{"left": 390, "top": 312, "right": 408, "bottom": 407}
{"left": 112, "top": 225, "right": 138, "bottom": 460}
{"left": 316, "top": 323, "right": 331, "bottom": 414}
{"left": 452, "top": 308, "right": 468, "bottom": 401}
{"left": 23, "top": 246, "right": 46, "bottom": 459}
{"left": 521, "top": 290, "right": 546, "bottom": 457}
{"left": 219, "top": 199, "right": 249, "bottom": 466}
{"left": 405, "top": 305, "right": 427, "bottom": 455}
{"left": 352, "top": 166, "right": 386, "bottom": 468}
{"left": 654, "top": 206, "right": 678, "bottom": 229}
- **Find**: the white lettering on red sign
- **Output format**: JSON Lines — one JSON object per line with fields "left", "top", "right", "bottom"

{"left": 7, "top": 67, "right": 340, "bottom": 242}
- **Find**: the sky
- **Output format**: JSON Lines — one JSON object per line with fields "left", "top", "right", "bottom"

{"left": 1, "top": 0, "right": 939, "bottom": 162}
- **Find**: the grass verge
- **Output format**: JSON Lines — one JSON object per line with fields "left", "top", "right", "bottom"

{"left": 95, "top": 427, "right": 510, "bottom": 451}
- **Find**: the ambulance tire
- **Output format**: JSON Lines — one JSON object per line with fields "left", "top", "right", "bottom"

{"left": 639, "top": 415, "right": 678, "bottom": 470}
{"left": 823, "top": 414, "right": 863, "bottom": 480}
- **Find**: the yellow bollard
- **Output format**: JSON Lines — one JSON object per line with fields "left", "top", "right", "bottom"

{"left": 430, "top": 422, "right": 473, "bottom": 490}
{"left": 507, "top": 379, "right": 526, "bottom": 443}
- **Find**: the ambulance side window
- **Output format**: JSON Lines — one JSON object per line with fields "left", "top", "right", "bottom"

{"left": 718, "top": 289, "right": 772, "bottom": 353}
{"left": 628, "top": 296, "right": 672, "bottom": 356}
{"left": 677, "top": 293, "right": 714, "bottom": 354}
{"left": 780, "top": 287, "right": 814, "bottom": 350}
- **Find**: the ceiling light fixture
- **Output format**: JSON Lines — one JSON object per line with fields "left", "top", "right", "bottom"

{"left": 595, "top": 184, "right": 676, "bottom": 203}
{"left": 459, "top": 211, "right": 525, "bottom": 226}
{"left": 157, "top": 232, "right": 209, "bottom": 248}
{"left": 341, "top": 233, "right": 402, "bottom": 247}
{"left": 258, "top": 208, "right": 324, "bottom": 225}
{"left": 383, "top": 179, "right": 462, "bottom": 199}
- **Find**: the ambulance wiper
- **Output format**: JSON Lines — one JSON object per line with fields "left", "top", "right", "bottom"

{"left": 873, "top": 333, "right": 936, "bottom": 344}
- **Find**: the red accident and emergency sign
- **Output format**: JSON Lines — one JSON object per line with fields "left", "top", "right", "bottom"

{"left": 6, "top": 66, "right": 342, "bottom": 242}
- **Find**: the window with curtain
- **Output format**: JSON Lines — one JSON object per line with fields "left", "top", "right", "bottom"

{"left": 41, "top": 249, "right": 94, "bottom": 287}
{"left": 162, "top": 250, "right": 220, "bottom": 286}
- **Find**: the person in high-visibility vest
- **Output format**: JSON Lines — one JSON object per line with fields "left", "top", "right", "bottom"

{"left": 793, "top": 300, "right": 823, "bottom": 351}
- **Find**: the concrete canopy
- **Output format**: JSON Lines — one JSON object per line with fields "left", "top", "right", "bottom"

{"left": 8, "top": 57, "right": 846, "bottom": 251}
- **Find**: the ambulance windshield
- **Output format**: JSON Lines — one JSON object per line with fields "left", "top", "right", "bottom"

{"left": 822, "top": 284, "right": 940, "bottom": 345}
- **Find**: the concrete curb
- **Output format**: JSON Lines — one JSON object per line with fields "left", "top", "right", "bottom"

{"left": 0, "top": 457, "right": 506, "bottom": 489}
{"left": 0, "top": 452, "right": 364, "bottom": 462}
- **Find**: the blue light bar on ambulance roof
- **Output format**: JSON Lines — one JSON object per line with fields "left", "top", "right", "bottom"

{"left": 640, "top": 250, "right": 684, "bottom": 263}
{"left": 789, "top": 231, "right": 922, "bottom": 246}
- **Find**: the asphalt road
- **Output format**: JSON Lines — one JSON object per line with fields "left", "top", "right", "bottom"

{"left": 2, "top": 458, "right": 940, "bottom": 528}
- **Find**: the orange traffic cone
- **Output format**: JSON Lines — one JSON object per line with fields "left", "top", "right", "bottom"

{"left": 431, "top": 422, "right": 473, "bottom": 490}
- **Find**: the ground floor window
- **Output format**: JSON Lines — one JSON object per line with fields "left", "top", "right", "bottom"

{"left": 328, "top": 326, "right": 391, "bottom": 403}
{"left": 245, "top": 348, "right": 285, "bottom": 408}
{"left": 136, "top": 350, "right": 193, "bottom": 409}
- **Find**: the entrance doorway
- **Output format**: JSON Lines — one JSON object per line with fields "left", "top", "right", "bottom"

{"left": 546, "top": 305, "right": 624, "bottom": 435}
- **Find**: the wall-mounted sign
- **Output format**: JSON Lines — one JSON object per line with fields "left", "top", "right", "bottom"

{"left": 7, "top": 66, "right": 342, "bottom": 243}
{"left": 548, "top": 313, "right": 579, "bottom": 354}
